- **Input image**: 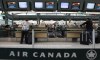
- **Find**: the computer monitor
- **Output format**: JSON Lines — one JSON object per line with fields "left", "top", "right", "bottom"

{"left": 18, "top": 2, "right": 28, "bottom": 8}
{"left": 35, "top": 2, "right": 43, "bottom": 8}
{"left": 71, "top": 2, "right": 80, "bottom": 10}
{"left": 0, "top": 4, "right": 2, "bottom": 9}
{"left": 61, "top": 2, "right": 69, "bottom": 8}
{"left": 0, "top": 0, "right": 2, "bottom": 10}
{"left": 95, "top": 3, "right": 100, "bottom": 10}
{"left": 46, "top": 2, "right": 54, "bottom": 9}
{"left": 7, "top": 1, "right": 17, "bottom": 8}
{"left": 86, "top": 3, "right": 95, "bottom": 9}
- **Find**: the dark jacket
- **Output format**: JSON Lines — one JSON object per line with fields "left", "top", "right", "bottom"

{"left": 80, "top": 20, "right": 93, "bottom": 31}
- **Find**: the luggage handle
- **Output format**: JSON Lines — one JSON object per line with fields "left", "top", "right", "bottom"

{"left": 86, "top": 31, "right": 87, "bottom": 42}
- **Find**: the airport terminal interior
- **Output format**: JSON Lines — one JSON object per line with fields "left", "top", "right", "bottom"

{"left": 0, "top": 11, "right": 100, "bottom": 49}
{"left": 0, "top": 0, "right": 100, "bottom": 49}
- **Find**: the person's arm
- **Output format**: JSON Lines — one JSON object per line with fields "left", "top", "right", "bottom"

{"left": 81, "top": 22, "right": 87, "bottom": 25}
{"left": 80, "top": 21, "right": 87, "bottom": 27}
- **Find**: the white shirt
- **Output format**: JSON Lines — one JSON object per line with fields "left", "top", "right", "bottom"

{"left": 22, "top": 21, "right": 30, "bottom": 31}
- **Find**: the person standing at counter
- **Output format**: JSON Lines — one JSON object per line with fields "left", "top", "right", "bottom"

{"left": 80, "top": 18, "right": 93, "bottom": 43}
{"left": 20, "top": 20, "right": 30, "bottom": 44}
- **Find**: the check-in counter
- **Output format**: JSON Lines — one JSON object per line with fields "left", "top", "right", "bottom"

{"left": 15, "top": 27, "right": 84, "bottom": 41}
{"left": 34, "top": 27, "right": 48, "bottom": 38}
{"left": 15, "top": 31, "right": 21, "bottom": 38}
{"left": 66, "top": 28, "right": 83, "bottom": 41}
{"left": 15, "top": 27, "right": 48, "bottom": 40}
{"left": 66, "top": 28, "right": 83, "bottom": 38}
{"left": 15, "top": 27, "right": 22, "bottom": 38}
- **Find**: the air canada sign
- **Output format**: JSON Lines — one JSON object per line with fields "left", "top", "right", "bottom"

{"left": 0, "top": 48, "right": 99, "bottom": 60}
{"left": 9, "top": 51, "right": 77, "bottom": 58}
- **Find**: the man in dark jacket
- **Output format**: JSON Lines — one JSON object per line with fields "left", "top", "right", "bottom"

{"left": 80, "top": 18, "right": 93, "bottom": 43}
{"left": 80, "top": 18, "right": 93, "bottom": 31}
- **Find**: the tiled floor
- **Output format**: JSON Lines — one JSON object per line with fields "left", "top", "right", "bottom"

{"left": 0, "top": 37, "right": 100, "bottom": 49}
{"left": 0, "top": 41, "right": 99, "bottom": 49}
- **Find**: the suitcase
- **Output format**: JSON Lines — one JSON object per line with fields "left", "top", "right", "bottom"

{"left": 97, "top": 27, "right": 100, "bottom": 36}
{"left": 95, "top": 36, "right": 100, "bottom": 43}
{"left": 95, "top": 29, "right": 100, "bottom": 43}
{"left": 80, "top": 31, "right": 90, "bottom": 45}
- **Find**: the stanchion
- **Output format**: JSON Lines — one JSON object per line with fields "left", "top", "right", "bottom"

{"left": 32, "top": 29, "right": 34, "bottom": 48}
{"left": 92, "top": 29, "right": 95, "bottom": 48}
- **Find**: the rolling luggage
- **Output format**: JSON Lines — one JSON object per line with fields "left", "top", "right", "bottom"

{"left": 80, "top": 31, "right": 90, "bottom": 45}
{"left": 95, "top": 28, "right": 100, "bottom": 43}
{"left": 95, "top": 36, "right": 100, "bottom": 43}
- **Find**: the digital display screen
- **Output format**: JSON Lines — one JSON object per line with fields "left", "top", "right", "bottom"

{"left": 7, "top": 2, "right": 17, "bottom": 8}
{"left": 86, "top": 3, "right": 95, "bottom": 9}
{"left": 61, "top": 2, "right": 69, "bottom": 8}
{"left": 96, "top": 4, "right": 100, "bottom": 10}
{"left": 71, "top": 2, "right": 80, "bottom": 10}
{"left": 46, "top": 2, "right": 54, "bottom": 9}
{"left": 19, "top": 2, "right": 28, "bottom": 8}
{"left": 0, "top": 4, "right": 2, "bottom": 9}
{"left": 35, "top": 2, "right": 43, "bottom": 8}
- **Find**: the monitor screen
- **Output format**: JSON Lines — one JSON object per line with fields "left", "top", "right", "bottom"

{"left": 96, "top": 4, "right": 100, "bottom": 10}
{"left": 35, "top": 2, "right": 43, "bottom": 8}
{"left": 46, "top": 2, "right": 54, "bottom": 9}
{"left": 86, "top": 3, "right": 95, "bottom": 9}
{"left": 7, "top": 2, "right": 17, "bottom": 8}
{"left": 71, "top": 2, "right": 80, "bottom": 10}
{"left": 19, "top": 2, "right": 28, "bottom": 8}
{"left": 0, "top": 4, "right": 2, "bottom": 9}
{"left": 61, "top": 2, "right": 69, "bottom": 8}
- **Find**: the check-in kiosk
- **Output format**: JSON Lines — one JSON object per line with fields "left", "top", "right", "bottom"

{"left": 6, "top": 13, "right": 100, "bottom": 43}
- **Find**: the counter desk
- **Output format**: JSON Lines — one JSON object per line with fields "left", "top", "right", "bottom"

{"left": 67, "top": 28, "right": 83, "bottom": 38}
{"left": 15, "top": 27, "right": 48, "bottom": 41}
{"left": 15, "top": 27, "right": 85, "bottom": 42}
{"left": 66, "top": 28, "right": 84, "bottom": 41}
{"left": 34, "top": 27, "right": 48, "bottom": 41}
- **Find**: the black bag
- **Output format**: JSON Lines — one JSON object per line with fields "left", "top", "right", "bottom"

{"left": 80, "top": 31, "right": 90, "bottom": 45}
{"left": 56, "top": 32, "right": 62, "bottom": 37}
{"left": 48, "top": 32, "right": 55, "bottom": 38}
